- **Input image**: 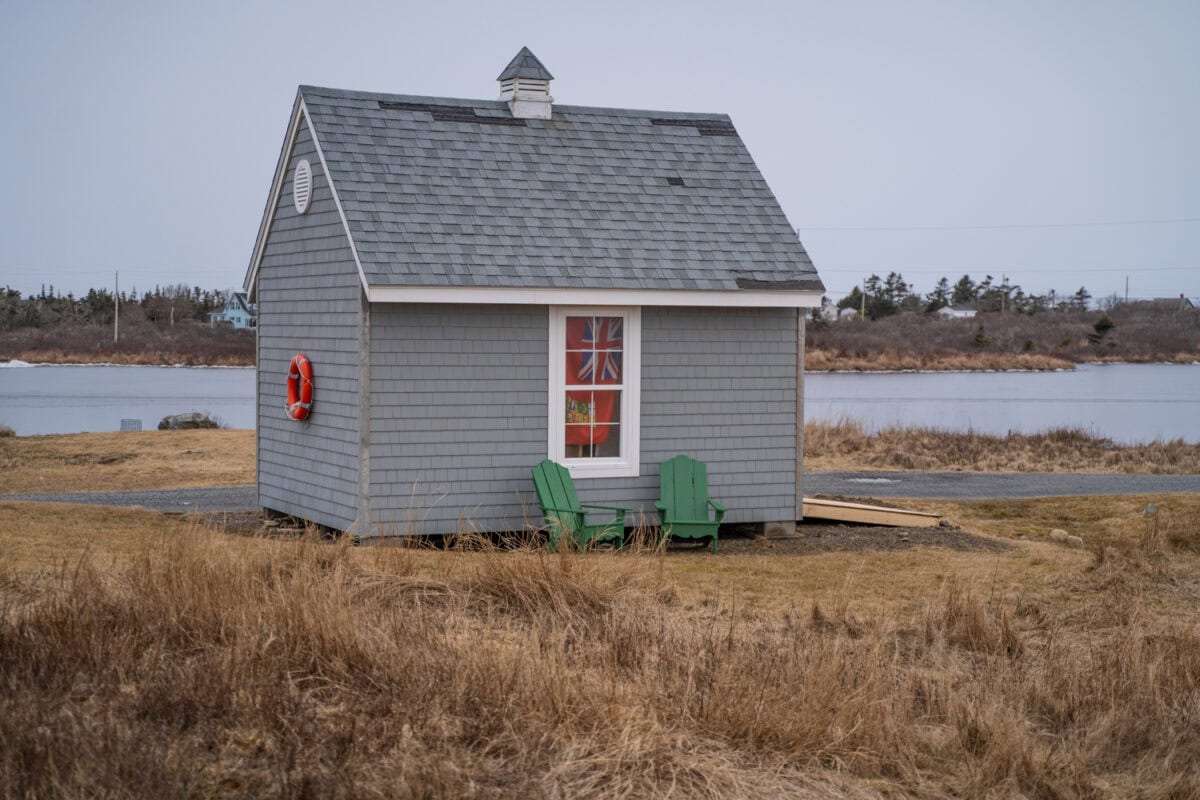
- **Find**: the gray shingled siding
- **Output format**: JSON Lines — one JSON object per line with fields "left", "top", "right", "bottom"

{"left": 367, "top": 304, "right": 547, "bottom": 534}
{"left": 256, "top": 117, "right": 362, "bottom": 530}
{"left": 586, "top": 307, "right": 798, "bottom": 523}
{"left": 365, "top": 304, "right": 796, "bottom": 536}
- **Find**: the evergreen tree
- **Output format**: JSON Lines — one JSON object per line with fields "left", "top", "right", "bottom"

{"left": 925, "top": 277, "right": 951, "bottom": 312}
{"left": 836, "top": 286, "right": 865, "bottom": 315}
{"left": 951, "top": 274, "right": 976, "bottom": 306}
{"left": 1071, "top": 286, "right": 1092, "bottom": 310}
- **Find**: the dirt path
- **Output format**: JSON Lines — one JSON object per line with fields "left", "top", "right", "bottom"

{"left": 807, "top": 470, "right": 1200, "bottom": 498}
{"left": 4, "top": 470, "right": 1198, "bottom": 514}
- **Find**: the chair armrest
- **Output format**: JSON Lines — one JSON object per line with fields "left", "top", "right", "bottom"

{"left": 543, "top": 505, "right": 583, "bottom": 515}
{"left": 708, "top": 499, "right": 726, "bottom": 523}
{"left": 580, "top": 503, "right": 626, "bottom": 528}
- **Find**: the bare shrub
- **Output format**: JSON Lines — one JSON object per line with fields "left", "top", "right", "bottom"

{"left": 809, "top": 303, "right": 1200, "bottom": 371}
{"left": 0, "top": 316, "right": 254, "bottom": 365}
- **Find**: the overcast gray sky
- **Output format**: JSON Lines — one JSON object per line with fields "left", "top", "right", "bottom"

{"left": 2, "top": 0, "right": 1197, "bottom": 303}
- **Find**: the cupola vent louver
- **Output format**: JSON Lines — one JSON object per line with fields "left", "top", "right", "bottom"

{"left": 497, "top": 47, "right": 554, "bottom": 120}
{"left": 293, "top": 159, "right": 312, "bottom": 214}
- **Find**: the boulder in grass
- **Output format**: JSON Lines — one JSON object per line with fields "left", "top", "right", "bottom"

{"left": 1049, "top": 529, "right": 1084, "bottom": 547}
{"left": 158, "top": 412, "right": 218, "bottom": 431}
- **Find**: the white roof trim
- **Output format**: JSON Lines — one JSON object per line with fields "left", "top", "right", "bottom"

{"left": 244, "top": 94, "right": 303, "bottom": 298}
{"left": 368, "top": 285, "right": 822, "bottom": 308}
{"left": 244, "top": 95, "right": 369, "bottom": 299}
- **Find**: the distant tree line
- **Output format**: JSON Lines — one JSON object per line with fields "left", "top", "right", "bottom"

{"left": 832, "top": 273, "right": 1093, "bottom": 321}
{"left": 0, "top": 284, "right": 233, "bottom": 332}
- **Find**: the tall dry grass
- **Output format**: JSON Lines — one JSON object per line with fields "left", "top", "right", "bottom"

{"left": 806, "top": 349, "right": 1071, "bottom": 372}
{"left": 806, "top": 419, "right": 1200, "bottom": 473}
{"left": 3, "top": 523, "right": 1199, "bottom": 798}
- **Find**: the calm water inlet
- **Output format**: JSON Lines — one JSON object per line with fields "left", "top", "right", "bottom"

{"left": 0, "top": 365, "right": 255, "bottom": 435}
{"left": 806, "top": 363, "right": 1200, "bottom": 444}
{"left": 1, "top": 362, "right": 1196, "bottom": 444}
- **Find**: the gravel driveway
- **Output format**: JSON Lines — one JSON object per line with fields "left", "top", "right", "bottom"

{"left": 0, "top": 486, "right": 258, "bottom": 512}
{"left": 806, "top": 471, "right": 1200, "bottom": 499}
{"left": 3, "top": 471, "right": 1198, "bottom": 513}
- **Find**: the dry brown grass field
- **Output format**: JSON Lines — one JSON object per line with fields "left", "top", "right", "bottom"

{"left": 806, "top": 420, "right": 1200, "bottom": 474}
{"left": 0, "top": 429, "right": 255, "bottom": 493}
{"left": 3, "top": 424, "right": 1198, "bottom": 500}
{"left": 2, "top": 492, "right": 1200, "bottom": 799}
{"left": 3, "top": 428, "right": 1199, "bottom": 796}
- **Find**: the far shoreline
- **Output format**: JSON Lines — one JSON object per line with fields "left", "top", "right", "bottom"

{"left": 806, "top": 351, "right": 1200, "bottom": 373}
{"left": 1, "top": 353, "right": 253, "bottom": 368}
{"left": 1, "top": 359, "right": 254, "bottom": 369}
{"left": 808, "top": 361, "right": 1200, "bottom": 375}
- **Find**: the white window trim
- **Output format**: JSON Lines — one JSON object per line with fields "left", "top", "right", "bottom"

{"left": 548, "top": 306, "right": 641, "bottom": 479}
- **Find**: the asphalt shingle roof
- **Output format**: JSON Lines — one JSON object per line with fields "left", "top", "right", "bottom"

{"left": 299, "top": 85, "right": 823, "bottom": 293}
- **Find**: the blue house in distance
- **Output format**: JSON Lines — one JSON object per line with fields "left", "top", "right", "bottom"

{"left": 209, "top": 292, "right": 257, "bottom": 329}
{"left": 244, "top": 48, "right": 823, "bottom": 537}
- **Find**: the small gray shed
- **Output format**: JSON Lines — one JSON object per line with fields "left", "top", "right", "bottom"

{"left": 244, "top": 48, "right": 824, "bottom": 537}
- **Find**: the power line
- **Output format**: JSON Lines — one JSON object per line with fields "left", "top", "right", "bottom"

{"left": 7, "top": 265, "right": 1196, "bottom": 277}
{"left": 798, "top": 216, "right": 1200, "bottom": 232}
{"left": 819, "top": 266, "right": 1196, "bottom": 276}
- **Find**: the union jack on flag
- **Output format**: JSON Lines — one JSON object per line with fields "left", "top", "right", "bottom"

{"left": 574, "top": 317, "right": 622, "bottom": 384}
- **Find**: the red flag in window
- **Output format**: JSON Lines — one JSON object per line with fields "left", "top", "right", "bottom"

{"left": 565, "top": 317, "right": 622, "bottom": 446}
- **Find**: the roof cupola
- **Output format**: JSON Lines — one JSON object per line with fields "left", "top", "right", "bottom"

{"left": 497, "top": 46, "right": 554, "bottom": 120}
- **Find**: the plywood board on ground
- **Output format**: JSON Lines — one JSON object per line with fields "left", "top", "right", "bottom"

{"left": 802, "top": 498, "right": 942, "bottom": 528}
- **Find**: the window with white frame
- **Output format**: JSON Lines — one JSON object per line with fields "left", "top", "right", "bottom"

{"left": 548, "top": 307, "right": 641, "bottom": 478}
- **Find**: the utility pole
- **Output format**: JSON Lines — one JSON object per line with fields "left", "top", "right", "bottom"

{"left": 860, "top": 280, "right": 866, "bottom": 319}
{"left": 1125, "top": 275, "right": 1129, "bottom": 305}
{"left": 114, "top": 271, "right": 119, "bottom": 344}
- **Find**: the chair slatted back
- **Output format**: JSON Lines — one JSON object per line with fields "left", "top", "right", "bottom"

{"left": 660, "top": 455, "right": 708, "bottom": 520}
{"left": 532, "top": 459, "right": 582, "bottom": 517}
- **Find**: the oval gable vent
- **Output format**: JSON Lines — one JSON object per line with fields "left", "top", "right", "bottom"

{"left": 293, "top": 159, "right": 313, "bottom": 214}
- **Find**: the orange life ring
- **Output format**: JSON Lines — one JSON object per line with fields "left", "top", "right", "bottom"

{"left": 286, "top": 354, "right": 314, "bottom": 421}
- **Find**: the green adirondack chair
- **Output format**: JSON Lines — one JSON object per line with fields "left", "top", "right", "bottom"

{"left": 655, "top": 455, "right": 725, "bottom": 553}
{"left": 531, "top": 459, "right": 627, "bottom": 550}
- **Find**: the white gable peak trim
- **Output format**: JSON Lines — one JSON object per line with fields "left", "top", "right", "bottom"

{"left": 244, "top": 96, "right": 369, "bottom": 299}
{"left": 367, "top": 285, "right": 822, "bottom": 308}
{"left": 244, "top": 94, "right": 302, "bottom": 299}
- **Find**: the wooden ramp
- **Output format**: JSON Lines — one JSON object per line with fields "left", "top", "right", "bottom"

{"left": 802, "top": 498, "right": 941, "bottom": 528}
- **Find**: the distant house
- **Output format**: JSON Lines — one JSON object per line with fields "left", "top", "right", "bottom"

{"left": 209, "top": 292, "right": 257, "bottom": 329}
{"left": 243, "top": 48, "right": 823, "bottom": 537}
{"left": 1145, "top": 294, "right": 1196, "bottom": 311}
{"left": 935, "top": 305, "right": 977, "bottom": 320}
